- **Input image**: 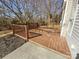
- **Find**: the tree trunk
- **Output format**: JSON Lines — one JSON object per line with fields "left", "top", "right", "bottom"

{"left": 47, "top": 0, "right": 51, "bottom": 27}
{"left": 48, "top": 14, "right": 51, "bottom": 27}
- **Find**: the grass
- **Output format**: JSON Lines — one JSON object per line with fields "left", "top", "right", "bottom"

{"left": 0, "top": 35, "right": 26, "bottom": 58}
{"left": 0, "top": 30, "right": 12, "bottom": 35}
{"left": 48, "top": 23, "right": 60, "bottom": 29}
{"left": 54, "top": 24, "right": 60, "bottom": 29}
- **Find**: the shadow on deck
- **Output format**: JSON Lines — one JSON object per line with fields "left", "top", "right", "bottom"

{"left": 29, "top": 28, "right": 71, "bottom": 56}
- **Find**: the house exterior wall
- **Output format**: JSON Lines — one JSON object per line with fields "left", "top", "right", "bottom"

{"left": 60, "top": 0, "right": 74, "bottom": 37}
{"left": 68, "top": 4, "right": 79, "bottom": 59}
{"left": 61, "top": 0, "right": 78, "bottom": 59}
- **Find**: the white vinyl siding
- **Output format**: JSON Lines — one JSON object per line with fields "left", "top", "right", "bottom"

{"left": 68, "top": 4, "right": 79, "bottom": 59}
{"left": 71, "top": 4, "right": 79, "bottom": 47}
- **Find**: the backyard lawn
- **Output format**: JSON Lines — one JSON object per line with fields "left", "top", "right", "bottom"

{"left": 0, "top": 30, "right": 12, "bottom": 36}
{"left": 0, "top": 35, "right": 26, "bottom": 59}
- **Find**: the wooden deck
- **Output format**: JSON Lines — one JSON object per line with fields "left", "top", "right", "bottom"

{"left": 29, "top": 28, "right": 71, "bottom": 56}
{"left": 13, "top": 25, "right": 71, "bottom": 57}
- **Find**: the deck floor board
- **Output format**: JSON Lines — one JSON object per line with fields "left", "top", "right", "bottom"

{"left": 29, "top": 28, "right": 71, "bottom": 56}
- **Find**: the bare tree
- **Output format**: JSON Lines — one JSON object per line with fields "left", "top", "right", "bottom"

{"left": 0, "top": 0, "right": 63, "bottom": 25}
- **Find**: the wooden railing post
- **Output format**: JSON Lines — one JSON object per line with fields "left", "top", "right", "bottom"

{"left": 27, "top": 25, "right": 29, "bottom": 40}
{"left": 12, "top": 24, "right": 15, "bottom": 35}
{"left": 25, "top": 25, "right": 29, "bottom": 41}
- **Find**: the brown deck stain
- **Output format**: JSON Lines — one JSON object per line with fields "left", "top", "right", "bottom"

{"left": 14, "top": 26, "right": 71, "bottom": 56}
{"left": 29, "top": 28, "right": 71, "bottom": 56}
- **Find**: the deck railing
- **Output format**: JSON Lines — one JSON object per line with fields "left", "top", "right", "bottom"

{"left": 12, "top": 23, "right": 39, "bottom": 41}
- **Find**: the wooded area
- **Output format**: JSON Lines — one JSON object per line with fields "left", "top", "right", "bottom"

{"left": 0, "top": 0, "right": 63, "bottom": 27}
